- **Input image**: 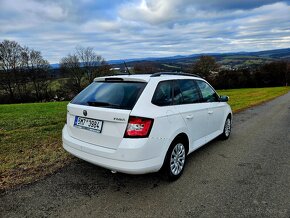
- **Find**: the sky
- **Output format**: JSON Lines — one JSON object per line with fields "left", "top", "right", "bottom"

{"left": 1, "top": 0, "right": 290, "bottom": 63}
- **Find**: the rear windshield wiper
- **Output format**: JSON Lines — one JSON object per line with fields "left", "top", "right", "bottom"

{"left": 87, "top": 101, "right": 120, "bottom": 108}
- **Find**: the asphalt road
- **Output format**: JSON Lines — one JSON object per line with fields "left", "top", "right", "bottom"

{"left": 1, "top": 92, "right": 290, "bottom": 218}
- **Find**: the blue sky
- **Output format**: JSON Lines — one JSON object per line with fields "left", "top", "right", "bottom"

{"left": 1, "top": 0, "right": 290, "bottom": 63}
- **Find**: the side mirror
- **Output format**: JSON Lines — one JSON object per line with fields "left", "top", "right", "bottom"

{"left": 219, "top": 95, "right": 229, "bottom": 102}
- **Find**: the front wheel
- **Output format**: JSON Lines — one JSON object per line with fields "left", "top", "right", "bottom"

{"left": 162, "top": 140, "right": 187, "bottom": 181}
{"left": 220, "top": 116, "right": 231, "bottom": 140}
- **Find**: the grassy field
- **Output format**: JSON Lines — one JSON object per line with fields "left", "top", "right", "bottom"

{"left": 0, "top": 102, "right": 71, "bottom": 190}
{"left": 0, "top": 87, "right": 289, "bottom": 190}
{"left": 217, "top": 87, "right": 289, "bottom": 112}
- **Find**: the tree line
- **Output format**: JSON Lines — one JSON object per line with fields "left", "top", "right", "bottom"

{"left": 0, "top": 40, "right": 110, "bottom": 103}
{"left": 190, "top": 56, "right": 290, "bottom": 89}
{"left": 0, "top": 39, "right": 289, "bottom": 104}
{"left": 0, "top": 40, "right": 50, "bottom": 103}
{"left": 133, "top": 56, "right": 290, "bottom": 89}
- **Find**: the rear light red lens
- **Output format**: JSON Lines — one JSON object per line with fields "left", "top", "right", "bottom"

{"left": 124, "top": 116, "right": 154, "bottom": 138}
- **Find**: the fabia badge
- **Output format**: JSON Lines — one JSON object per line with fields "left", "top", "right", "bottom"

{"left": 83, "top": 110, "right": 87, "bottom": 116}
{"left": 114, "top": 117, "right": 125, "bottom": 122}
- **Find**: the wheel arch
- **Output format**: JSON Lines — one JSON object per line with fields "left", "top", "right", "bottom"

{"left": 160, "top": 132, "right": 190, "bottom": 174}
{"left": 223, "top": 105, "right": 233, "bottom": 125}
{"left": 172, "top": 132, "right": 190, "bottom": 155}
{"left": 162, "top": 132, "right": 189, "bottom": 164}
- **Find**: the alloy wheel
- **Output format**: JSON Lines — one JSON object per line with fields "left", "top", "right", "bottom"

{"left": 170, "top": 143, "right": 186, "bottom": 175}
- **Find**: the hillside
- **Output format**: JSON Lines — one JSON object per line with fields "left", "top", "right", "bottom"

{"left": 50, "top": 48, "right": 290, "bottom": 70}
{"left": 109, "top": 48, "right": 290, "bottom": 68}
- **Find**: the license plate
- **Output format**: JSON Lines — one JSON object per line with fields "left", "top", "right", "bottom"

{"left": 74, "top": 116, "right": 103, "bottom": 133}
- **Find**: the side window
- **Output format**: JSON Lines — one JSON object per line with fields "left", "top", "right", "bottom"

{"left": 172, "top": 81, "right": 183, "bottom": 105}
{"left": 152, "top": 81, "right": 173, "bottom": 106}
{"left": 177, "top": 80, "right": 201, "bottom": 104}
{"left": 196, "top": 80, "right": 219, "bottom": 102}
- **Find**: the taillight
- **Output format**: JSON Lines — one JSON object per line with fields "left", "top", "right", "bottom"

{"left": 124, "top": 116, "right": 154, "bottom": 138}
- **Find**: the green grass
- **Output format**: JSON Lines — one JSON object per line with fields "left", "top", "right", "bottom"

{"left": 162, "top": 64, "right": 181, "bottom": 69}
{"left": 0, "top": 101, "right": 72, "bottom": 189}
{"left": 218, "top": 87, "right": 289, "bottom": 112}
{"left": 48, "top": 78, "right": 69, "bottom": 91}
{"left": 0, "top": 87, "right": 289, "bottom": 190}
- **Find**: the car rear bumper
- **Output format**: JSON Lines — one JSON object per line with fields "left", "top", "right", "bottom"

{"left": 62, "top": 125, "right": 164, "bottom": 174}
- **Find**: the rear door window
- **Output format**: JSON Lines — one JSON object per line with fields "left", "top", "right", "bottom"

{"left": 172, "top": 81, "right": 183, "bottom": 105}
{"left": 71, "top": 81, "right": 147, "bottom": 110}
{"left": 175, "top": 79, "right": 201, "bottom": 104}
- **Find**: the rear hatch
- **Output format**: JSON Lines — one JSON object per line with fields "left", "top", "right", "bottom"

{"left": 67, "top": 79, "right": 147, "bottom": 149}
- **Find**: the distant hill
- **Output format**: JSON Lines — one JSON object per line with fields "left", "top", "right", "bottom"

{"left": 50, "top": 48, "right": 290, "bottom": 69}
{"left": 50, "top": 63, "right": 60, "bottom": 69}
{"left": 108, "top": 48, "right": 290, "bottom": 64}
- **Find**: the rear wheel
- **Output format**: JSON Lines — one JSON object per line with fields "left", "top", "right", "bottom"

{"left": 220, "top": 116, "right": 231, "bottom": 140}
{"left": 163, "top": 140, "right": 187, "bottom": 181}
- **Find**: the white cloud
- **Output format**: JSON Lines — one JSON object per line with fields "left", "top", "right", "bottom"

{"left": 1, "top": 0, "right": 290, "bottom": 63}
{"left": 1, "top": 0, "right": 69, "bottom": 21}
{"left": 82, "top": 20, "right": 121, "bottom": 33}
{"left": 118, "top": 0, "right": 181, "bottom": 25}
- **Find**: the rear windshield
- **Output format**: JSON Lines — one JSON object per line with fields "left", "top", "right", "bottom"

{"left": 71, "top": 81, "right": 147, "bottom": 110}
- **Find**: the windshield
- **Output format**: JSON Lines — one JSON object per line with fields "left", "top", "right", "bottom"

{"left": 71, "top": 81, "right": 147, "bottom": 110}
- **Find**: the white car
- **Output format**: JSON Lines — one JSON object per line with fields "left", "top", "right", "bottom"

{"left": 62, "top": 72, "right": 232, "bottom": 180}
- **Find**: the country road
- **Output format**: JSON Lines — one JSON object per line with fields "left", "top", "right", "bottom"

{"left": 1, "top": 92, "right": 290, "bottom": 218}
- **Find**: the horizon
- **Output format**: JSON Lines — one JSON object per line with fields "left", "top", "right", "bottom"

{"left": 48, "top": 47, "right": 289, "bottom": 66}
{"left": 1, "top": 0, "right": 290, "bottom": 63}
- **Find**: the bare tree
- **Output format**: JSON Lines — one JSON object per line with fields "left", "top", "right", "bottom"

{"left": 192, "top": 56, "right": 219, "bottom": 79}
{"left": 260, "top": 61, "right": 288, "bottom": 87}
{"left": 59, "top": 47, "right": 110, "bottom": 97}
{"left": 0, "top": 40, "right": 23, "bottom": 100}
{"left": 76, "top": 46, "right": 110, "bottom": 83}
{"left": 0, "top": 40, "right": 52, "bottom": 103}
{"left": 60, "top": 54, "right": 83, "bottom": 94}
{"left": 21, "top": 48, "right": 50, "bottom": 101}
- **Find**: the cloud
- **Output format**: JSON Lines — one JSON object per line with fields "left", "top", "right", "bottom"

{"left": 118, "top": 0, "right": 289, "bottom": 25}
{"left": 0, "top": 0, "right": 290, "bottom": 63}
{"left": 82, "top": 20, "right": 121, "bottom": 33}
{"left": 119, "top": 0, "right": 180, "bottom": 25}
{"left": 183, "top": 0, "right": 285, "bottom": 10}
{"left": 0, "top": 0, "right": 70, "bottom": 21}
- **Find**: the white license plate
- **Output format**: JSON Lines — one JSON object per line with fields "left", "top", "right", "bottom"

{"left": 74, "top": 116, "right": 103, "bottom": 133}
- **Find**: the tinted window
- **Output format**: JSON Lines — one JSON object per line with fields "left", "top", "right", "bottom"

{"left": 196, "top": 80, "right": 219, "bottom": 102}
{"left": 172, "top": 81, "right": 183, "bottom": 105}
{"left": 152, "top": 81, "right": 173, "bottom": 106}
{"left": 177, "top": 80, "right": 201, "bottom": 104}
{"left": 71, "top": 81, "right": 146, "bottom": 110}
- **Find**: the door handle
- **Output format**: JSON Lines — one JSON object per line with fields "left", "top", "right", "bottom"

{"left": 208, "top": 110, "right": 213, "bottom": 114}
{"left": 186, "top": 115, "right": 194, "bottom": 119}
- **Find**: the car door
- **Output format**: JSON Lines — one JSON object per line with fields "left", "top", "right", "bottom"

{"left": 196, "top": 80, "right": 226, "bottom": 141}
{"left": 173, "top": 79, "right": 208, "bottom": 151}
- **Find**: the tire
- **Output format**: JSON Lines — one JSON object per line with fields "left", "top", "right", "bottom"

{"left": 220, "top": 116, "right": 231, "bottom": 140}
{"left": 162, "top": 139, "right": 187, "bottom": 181}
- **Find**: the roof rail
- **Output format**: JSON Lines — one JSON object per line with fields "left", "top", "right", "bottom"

{"left": 150, "top": 72, "right": 201, "bottom": 78}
